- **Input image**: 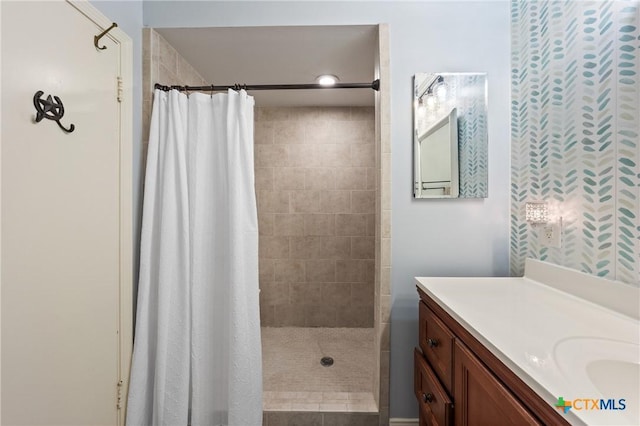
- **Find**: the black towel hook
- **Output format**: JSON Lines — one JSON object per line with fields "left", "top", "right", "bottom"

{"left": 33, "top": 91, "right": 75, "bottom": 133}
{"left": 94, "top": 23, "right": 118, "bottom": 50}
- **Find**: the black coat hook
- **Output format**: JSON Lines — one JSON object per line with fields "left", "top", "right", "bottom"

{"left": 33, "top": 91, "right": 75, "bottom": 133}
{"left": 94, "top": 23, "right": 118, "bottom": 50}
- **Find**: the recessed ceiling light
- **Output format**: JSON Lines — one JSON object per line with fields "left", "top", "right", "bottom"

{"left": 316, "top": 74, "right": 339, "bottom": 86}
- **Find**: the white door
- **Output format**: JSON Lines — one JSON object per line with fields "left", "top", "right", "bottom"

{"left": 1, "top": 1, "right": 132, "bottom": 425}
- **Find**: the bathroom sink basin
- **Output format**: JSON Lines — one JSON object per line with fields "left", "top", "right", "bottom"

{"left": 553, "top": 337, "right": 639, "bottom": 425}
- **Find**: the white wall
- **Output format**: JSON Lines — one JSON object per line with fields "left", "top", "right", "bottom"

{"left": 140, "top": 0, "right": 511, "bottom": 418}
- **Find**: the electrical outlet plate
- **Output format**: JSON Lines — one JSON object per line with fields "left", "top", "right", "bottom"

{"left": 539, "top": 219, "right": 562, "bottom": 248}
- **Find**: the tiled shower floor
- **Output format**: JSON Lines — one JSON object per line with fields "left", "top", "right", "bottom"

{"left": 261, "top": 327, "right": 377, "bottom": 412}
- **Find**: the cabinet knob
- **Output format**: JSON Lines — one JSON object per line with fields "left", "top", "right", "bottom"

{"left": 427, "top": 338, "right": 439, "bottom": 348}
{"left": 422, "top": 393, "right": 434, "bottom": 403}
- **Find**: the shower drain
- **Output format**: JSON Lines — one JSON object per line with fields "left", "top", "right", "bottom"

{"left": 320, "top": 356, "right": 334, "bottom": 367}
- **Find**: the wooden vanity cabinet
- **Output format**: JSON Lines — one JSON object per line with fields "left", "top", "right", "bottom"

{"left": 415, "top": 348, "right": 453, "bottom": 426}
{"left": 454, "top": 340, "right": 541, "bottom": 425}
{"left": 415, "top": 288, "right": 569, "bottom": 426}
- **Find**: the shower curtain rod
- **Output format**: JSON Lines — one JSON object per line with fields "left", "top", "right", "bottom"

{"left": 154, "top": 79, "right": 380, "bottom": 92}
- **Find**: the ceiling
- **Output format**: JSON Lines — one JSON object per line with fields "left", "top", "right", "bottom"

{"left": 155, "top": 25, "right": 377, "bottom": 107}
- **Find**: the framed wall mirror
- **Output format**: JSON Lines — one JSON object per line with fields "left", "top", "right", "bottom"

{"left": 413, "top": 72, "right": 488, "bottom": 198}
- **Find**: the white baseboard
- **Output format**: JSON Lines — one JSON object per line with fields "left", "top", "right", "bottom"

{"left": 389, "top": 419, "right": 419, "bottom": 426}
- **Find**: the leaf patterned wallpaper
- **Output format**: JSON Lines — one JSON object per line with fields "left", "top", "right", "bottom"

{"left": 457, "top": 74, "right": 489, "bottom": 198}
{"left": 510, "top": 0, "right": 639, "bottom": 285}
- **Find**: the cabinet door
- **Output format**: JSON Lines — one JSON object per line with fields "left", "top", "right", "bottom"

{"left": 454, "top": 341, "right": 541, "bottom": 426}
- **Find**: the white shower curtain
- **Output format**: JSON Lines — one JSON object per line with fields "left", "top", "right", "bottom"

{"left": 127, "top": 89, "right": 262, "bottom": 426}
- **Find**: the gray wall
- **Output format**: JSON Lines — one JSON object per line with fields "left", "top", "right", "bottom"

{"left": 109, "top": 0, "right": 511, "bottom": 419}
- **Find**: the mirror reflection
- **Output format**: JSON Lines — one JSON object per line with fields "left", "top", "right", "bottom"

{"left": 413, "top": 73, "right": 488, "bottom": 198}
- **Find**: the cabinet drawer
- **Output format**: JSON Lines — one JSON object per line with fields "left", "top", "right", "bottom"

{"left": 415, "top": 348, "right": 454, "bottom": 426}
{"left": 419, "top": 301, "right": 454, "bottom": 392}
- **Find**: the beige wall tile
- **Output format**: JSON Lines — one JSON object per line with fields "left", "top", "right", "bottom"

{"left": 158, "top": 37, "right": 177, "bottom": 75}
{"left": 304, "top": 121, "right": 333, "bottom": 144}
{"left": 337, "top": 305, "right": 374, "bottom": 327}
{"left": 274, "top": 168, "right": 305, "bottom": 190}
{"left": 336, "top": 260, "right": 364, "bottom": 283}
{"left": 321, "top": 283, "right": 351, "bottom": 306}
{"left": 274, "top": 122, "right": 305, "bottom": 144}
{"left": 151, "top": 29, "right": 160, "bottom": 61}
{"left": 351, "top": 282, "right": 375, "bottom": 306}
{"left": 304, "top": 304, "right": 337, "bottom": 327}
{"left": 335, "top": 168, "right": 367, "bottom": 190}
{"left": 381, "top": 237, "right": 391, "bottom": 267}
{"left": 255, "top": 145, "right": 288, "bottom": 168}
{"left": 255, "top": 107, "right": 298, "bottom": 122}
{"left": 260, "top": 305, "right": 275, "bottom": 326}
{"left": 291, "top": 191, "right": 321, "bottom": 213}
{"left": 332, "top": 121, "right": 375, "bottom": 144}
{"left": 323, "top": 413, "right": 379, "bottom": 426}
{"left": 259, "top": 258, "right": 275, "bottom": 283}
{"left": 365, "top": 167, "right": 376, "bottom": 190}
{"left": 176, "top": 58, "right": 196, "bottom": 83}
{"left": 255, "top": 122, "right": 274, "bottom": 144}
{"left": 366, "top": 213, "right": 376, "bottom": 236}
{"left": 274, "top": 259, "right": 305, "bottom": 282}
{"left": 288, "top": 145, "right": 322, "bottom": 167}
{"left": 289, "top": 236, "right": 322, "bottom": 259}
{"left": 382, "top": 122, "right": 391, "bottom": 153}
{"left": 258, "top": 213, "right": 274, "bottom": 236}
{"left": 258, "top": 190, "right": 290, "bottom": 213}
{"left": 266, "top": 412, "right": 322, "bottom": 426}
{"left": 380, "top": 322, "right": 390, "bottom": 351}
{"left": 351, "top": 144, "right": 375, "bottom": 167}
{"left": 274, "top": 214, "right": 304, "bottom": 236}
{"left": 381, "top": 210, "right": 391, "bottom": 238}
{"left": 335, "top": 214, "right": 368, "bottom": 236}
{"left": 372, "top": 262, "right": 382, "bottom": 294}
{"left": 304, "top": 168, "right": 335, "bottom": 190}
{"left": 142, "top": 28, "right": 151, "bottom": 60}
{"left": 381, "top": 266, "right": 391, "bottom": 296}
{"left": 320, "top": 145, "right": 352, "bottom": 167}
{"left": 255, "top": 106, "right": 379, "bottom": 329}
{"left": 274, "top": 304, "right": 306, "bottom": 327}
{"left": 320, "top": 236, "right": 351, "bottom": 259}
{"left": 260, "top": 282, "right": 290, "bottom": 305}
{"left": 255, "top": 167, "right": 274, "bottom": 190}
{"left": 320, "top": 191, "right": 351, "bottom": 213}
{"left": 379, "top": 350, "right": 390, "bottom": 405}
{"left": 351, "top": 190, "right": 375, "bottom": 213}
{"left": 259, "top": 236, "right": 290, "bottom": 259}
{"left": 382, "top": 187, "right": 391, "bottom": 210}
{"left": 351, "top": 237, "right": 375, "bottom": 259}
{"left": 350, "top": 107, "right": 375, "bottom": 121}
{"left": 381, "top": 153, "right": 391, "bottom": 184}
{"left": 290, "top": 282, "right": 322, "bottom": 305}
{"left": 303, "top": 214, "right": 335, "bottom": 236}
{"left": 305, "top": 259, "right": 336, "bottom": 282}
{"left": 158, "top": 64, "right": 178, "bottom": 87}
{"left": 316, "top": 106, "right": 351, "bottom": 121}
{"left": 380, "top": 295, "right": 391, "bottom": 323}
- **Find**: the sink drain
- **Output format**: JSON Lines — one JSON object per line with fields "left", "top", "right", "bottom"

{"left": 320, "top": 356, "right": 334, "bottom": 367}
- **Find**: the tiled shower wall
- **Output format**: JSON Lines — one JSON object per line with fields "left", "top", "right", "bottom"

{"left": 256, "top": 107, "right": 376, "bottom": 327}
{"left": 142, "top": 29, "right": 207, "bottom": 144}
{"left": 510, "top": 0, "right": 639, "bottom": 285}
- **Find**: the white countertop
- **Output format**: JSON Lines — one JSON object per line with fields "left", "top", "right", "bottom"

{"left": 415, "top": 260, "right": 639, "bottom": 426}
